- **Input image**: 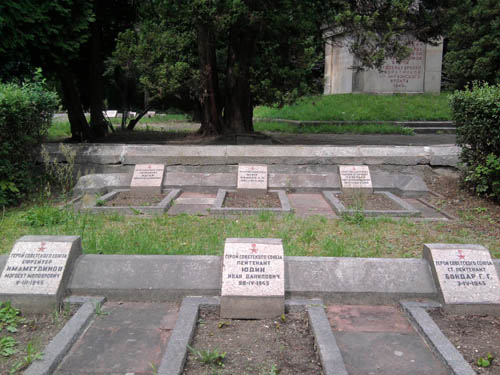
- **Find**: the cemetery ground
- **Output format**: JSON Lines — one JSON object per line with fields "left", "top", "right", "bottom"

{"left": 0, "top": 302, "right": 77, "bottom": 374}
{"left": 1, "top": 174, "right": 498, "bottom": 259}
{"left": 48, "top": 92, "right": 452, "bottom": 142}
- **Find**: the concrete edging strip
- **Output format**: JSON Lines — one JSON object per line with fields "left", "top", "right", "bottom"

{"left": 158, "top": 297, "right": 219, "bottom": 375}
{"left": 159, "top": 297, "right": 347, "bottom": 375}
{"left": 24, "top": 296, "right": 105, "bottom": 375}
{"left": 401, "top": 301, "right": 476, "bottom": 375}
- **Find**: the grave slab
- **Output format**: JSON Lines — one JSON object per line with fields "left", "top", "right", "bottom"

{"left": 0, "top": 236, "right": 81, "bottom": 312}
{"left": 287, "top": 193, "right": 337, "bottom": 217}
{"left": 54, "top": 302, "right": 179, "bottom": 374}
{"left": 423, "top": 243, "right": 500, "bottom": 314}
{"left": 221, "top": 238, "right": 284, "bottom": 319}
{"left": 330, "top": 304, "right": 448, "bottom": 375}
{"left": 130, "top": 163, "right": 165, "bottom": 193}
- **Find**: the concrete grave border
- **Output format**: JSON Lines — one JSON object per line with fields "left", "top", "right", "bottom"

{"left": 323, "top": 190, "right": 421, "bottom": 217}
{"left": 401, "top": 301, "right": 476, "bottom": 375}
{"left": 158, "top": 297, "right": 347, "bottom": 375}
{"left": 82, "top": 188, "right": 181, "bottom": 215}
{"left": 24, "top": 296, "right": 106, "bottom": 375}
{"left": 210, "top": 189, "right": 292, "bottom": 215}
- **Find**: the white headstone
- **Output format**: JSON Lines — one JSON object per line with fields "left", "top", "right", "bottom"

{"left": 339, "top": 165, "right": 373, "bottom": 192}
{"left": 221, "top": 238, "right": 284, "bottom": 319}
{"left": 237, "top": 164, "right": 268, "bottom": 191}
{"left": 104, "top": 110, "right": 118, "bottom": 118}
{"left": 0, "top": 236, "right": 82, "bottom": 312}
{"left": 129, "top": 111, "right": 137, "bottom": 118}
{"left": 424, "top": 244, "right": 500, "bottom": 314}
{"left": 147, "top": 111, "right": 156, "bottom": 118}
{"left": 130, "top": 164, "right": 165, "bottom": 193}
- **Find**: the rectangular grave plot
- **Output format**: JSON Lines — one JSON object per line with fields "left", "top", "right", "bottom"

{"left": 183, "top": 308, "right": 322, "bottom": 375}
{"left": 210, "top": 189, "right": 292, "bottom": 216}
{"left": 86, "top": 189, "right": 181, "bottom": 215}
{"left": 322, "top": 190, "right": 421, "bottom": 217}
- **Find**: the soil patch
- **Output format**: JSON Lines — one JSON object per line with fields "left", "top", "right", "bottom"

{"left": 422, "top": 174, "right": 500, "bottom": 255}
{"left": 223, "top": 191, "right": 281, "bottom": 209}
{"left": 0, "top": 303, "right": 77, "bottom": 374}
{"left": 101, "top": 191, "right": 167, "bottom": 207}
{"left": 183, "top": 309, "right": 323, "bottom": 375}
{"left": 336, "top": 192, "right": 402, "bottom": 210}
{"left": 429, "top": 309, "right": 500, "bottom": 374}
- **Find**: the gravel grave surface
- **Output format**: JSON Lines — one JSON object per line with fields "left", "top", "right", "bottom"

{"left": 101, "top": 191, "right": 167, "bottom": 206}
{"left": 183, "top": 309, "right": 323, "bottom": 375}
{"left": 336, "top": 192, "right": 402, "bottom": 210}
{"left": 223, "top": 191, "right": 282, "bottom": 209}
{"left": 429, "top": 309, "right": 500, "bottom": 374}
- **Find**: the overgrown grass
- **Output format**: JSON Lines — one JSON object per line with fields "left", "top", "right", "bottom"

{"left": 254, "top": 122, "right": 414, "bottom": 135}
{"left": 254, "top": 93, "right": 451, "bottom": 121}
{"left": 1, "top": 203, "right": 497, "bottom": 259}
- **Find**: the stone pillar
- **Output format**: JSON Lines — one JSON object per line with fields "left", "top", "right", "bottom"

{"left": 423, "top": 39, "right": 443, "bottom": 93}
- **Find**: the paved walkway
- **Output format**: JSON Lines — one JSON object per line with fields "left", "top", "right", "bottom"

{"left": 54, "top": 302, "right": 179, "bottom": 375}
{"left": 328, "top": 305, "right": 449, "bottom": 375}
{"left": 52, "top": 301, "right": 453, "bottom": 375}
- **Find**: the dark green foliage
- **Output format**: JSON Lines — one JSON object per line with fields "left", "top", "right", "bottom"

{"left": 0, "top": 78, "right": 59, "bottom": 206}
{"left": 450, "top": 83, "right": 500, "bottom": 200}
{"left": 444, "top": 0, "right": 500, "bottom": 88}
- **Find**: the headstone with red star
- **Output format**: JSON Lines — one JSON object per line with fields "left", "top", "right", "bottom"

{"left": 221, "top": 238, "right": 284, "bottom": 319}
{"left": 237, "top": 164, "right": 268, "bottom": 192}
{"left": 0, "top": 236, "right": 82, "bottom": 312}
{"left": 130, "top": 164, "right": 165, "bottom": 193}
{"left": 339, "top": 165, "right": 373, "bottom": 194}
{"left": 423, "top": 243, "right": 500, "bottom": 314}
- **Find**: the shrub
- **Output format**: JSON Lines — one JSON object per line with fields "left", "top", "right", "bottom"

{"left": 450, "top": 82, "right": 500, "bottom": 201}
{"left": 0, "top": 79, "right": 59, "bottom": 206}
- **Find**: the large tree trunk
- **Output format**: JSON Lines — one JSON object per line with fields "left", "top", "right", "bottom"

{"left": 88, "top": 0, "right": 108, "bottom": 137}
{"left": 223, "top": 26, "right": 257, "bottom": 133}
{"left": 196, "top": 23, "right": 223, "bottom": 136}
{"left": 59, "top": 68, "right": 91, "bottom": 141}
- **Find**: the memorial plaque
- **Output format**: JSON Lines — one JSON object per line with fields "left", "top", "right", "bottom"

{"left": 237, "top": 164, "right": 268, "bottom": 191}
{"left": 0, "top": 236, "right": 82, "bottom": 312}
{"left": 424, "top": 244, "right": 500, "bottom": 314}
{"left": 339, "top": 165, "right": 373, "bottom": 193}
{"left": 130, "top": 164, "right": 165, "bottom": 193}
{"left": 221, "top": 238, "right": 284, "bottom": 319}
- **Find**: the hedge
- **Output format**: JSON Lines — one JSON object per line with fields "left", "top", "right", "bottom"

{"left": 0, "top": 81, "right": 59, "bottom": 206}
{"left": 450, "top": 82, "right": 500, "bottom": 201}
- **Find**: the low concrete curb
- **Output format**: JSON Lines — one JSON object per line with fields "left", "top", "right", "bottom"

{"left": 24, "top": 296, "right": 105, "bottom": 375}
{"left": 210, "top": 189, "right": 292, "bottom": 215}
{"left": 83, "top": 188, "right": 181, "bottom": 215}
{"left": 401, "top": 301, "right": 476, "bottom": 375}
{"left": 323, "top": 190, "right": 421, "bottom": 217}
{"left": 159, "top": 297, "right": 347, "bottom": 375}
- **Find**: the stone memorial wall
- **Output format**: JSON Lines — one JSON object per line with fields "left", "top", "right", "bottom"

{"left": 324, "top": 36, "right": 443, "bottom": 94}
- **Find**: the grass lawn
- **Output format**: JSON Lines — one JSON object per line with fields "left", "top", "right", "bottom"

{"left": 1, "top": 203, "right": 498, "bottom": 259}
{"left": 254, "top": 122, "right": 414, "bottom": 135}
{"left": 254, "top": 93, "right": 452, "bottom": 121}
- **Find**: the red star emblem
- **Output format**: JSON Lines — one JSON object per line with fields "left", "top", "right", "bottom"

{"left": 458, "top": 250, "right": 465, "bottom": 260}
{"left": 250, "top": 244, "right": 258, "bottom": 254}
{"left": 38, "top": 242, "right": 46, "bottom": 252}
{"left": 148, "top": 165, "right": 151, "bottom": 169}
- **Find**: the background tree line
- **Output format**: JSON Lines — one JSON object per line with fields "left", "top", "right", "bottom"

{"left": 1, "top": 0, "right": 498, "bottom": 141}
